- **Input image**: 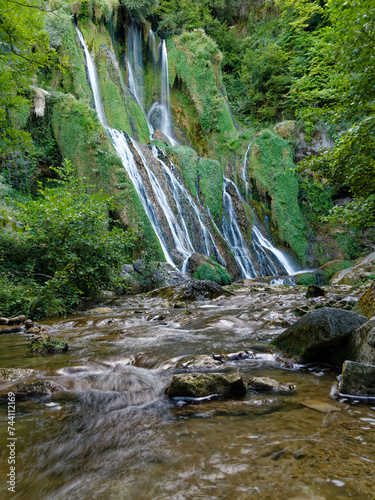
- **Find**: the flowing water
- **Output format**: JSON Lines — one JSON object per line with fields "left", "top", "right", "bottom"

{"left": 0, "top": 285, "right": 374, "bottom": 499}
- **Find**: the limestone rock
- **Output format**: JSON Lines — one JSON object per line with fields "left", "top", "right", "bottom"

{"left": 345, "top": 317, "right": 375, "bottom": 365}
{"left": 147, "top": 279, "right": 233, "bottom": 302}
{"left": 166, "top": 372, "right": 246, "bottom": 398}
{"left": 331, "top": 252, "right": 375, "bottom": 285}
{"left": 339, "top": 360, "right": 375, "bottom": 398}
{"left": 248, "top": 377, "right": 295, "bottom": 392}
{"left": 270, "top": 307, "right": 367, "bottom": 362}
{"left": 0, "top": 380, "right": 56, "bottom": 400}
{"left": 355, "top": 281, "right": 375, "bottom": 319}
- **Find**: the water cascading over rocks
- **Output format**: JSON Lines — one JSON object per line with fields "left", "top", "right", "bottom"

{"left": 76, "top": 23, "right": 299, "bottom": 279}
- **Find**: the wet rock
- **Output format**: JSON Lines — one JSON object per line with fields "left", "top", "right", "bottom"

{"left": 0, "top": 368, "right": 35, "bottom": 382}
{"left": 85, "top": 307, "right": 114, "bottom": 314}
{"left": 24, "top": 319, "right": 35, "bottom": 329}
{"left": 270, "top": 307, "right": 367, "bottom": 362}
{"left": 177, "top": 354, "right": 225, "bottom": 371}
{"left": 0, "top": 380, "right": 56, "bottom": 400}
{"left": 301, "top": 400, "right": 340, "bottom": 413}
{"left": 147, "top": 279, "right": 233, "bottom": 302}
{"left": 0, "top": 317, "right": 9, "bottom": 325}
{"left": 345, "top": 317, "right": 375, "bottom": 365}
{"left": 355, "top": 281, "right": 375, "bottom": 319}
{"left": 339, "top": 360, "right": 375, "bottom": 398}
{"left": 214, "top": 351, "right": 256, "bottom": 362}
{"left": 306, "top": 284, "right": 325, "bottom": 299}
{"left": 0, "top": 325, "right": 22, "bottom": 334}
{"left": 248, "top": 377, "right": 295, "bottom": 392}
{"left": 8, "top": 315, "right": 26, "bottom": 325}
{"left": 27, "top": 325, "right": 42, "bottom": 334}
{"left": 121, "top": 260, "right": 188, "bottom": 292}
{"left": 31, "top": 334, "right": 69, "bottom": 354}
{"left": 166, "top": 372, "right": 246, "bottom": 398}
{"left": 331, "top": 252, "right": 375, "bottom": 285}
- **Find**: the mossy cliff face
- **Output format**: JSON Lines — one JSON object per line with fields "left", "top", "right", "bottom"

{"left": 168, "top": 31, "right": 237, "bottom": 156}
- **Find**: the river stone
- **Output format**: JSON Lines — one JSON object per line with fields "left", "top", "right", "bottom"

{"left": 339, "top": 360, "right": 375, "bottom": 397}
{"left": 0, "top": 325, "right": 23, "bottom": 334}
{"left": 270, "top": 307, "right": 367, "bottom": 362}
{"left": 0, "top": 317, "right": 9, "bottom": 325}
{"left": 85, "top": 307, "right": 114, "bottom": 314}
{"left": 345, "top": 317, "right": 375, "bottom": 365}
{"left": 248, "top": 377, "right": 295, "bottom": 392}
{"left": 8, "top": 315, "right": 26, "bottom": 325}
{"left": 0, "top": 380, "right": 56, "bottom": 400}
{"left": 147, "top": 279, "right": 233, "bottom": 302}
{"left": 176, "top": 354, "right": 225, "bottom": 371}
{"left": 166, "top": 372, "right": 246, "bottom": 398}
{"left": 0, "top": 368, "right": 35, "bottom": 382}
{"left": 355, "top": 281, "right": 375, "bottom": 319}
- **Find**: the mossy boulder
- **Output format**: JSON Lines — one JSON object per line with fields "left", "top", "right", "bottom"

{"left": 355, "top": 282, "right": 375, "bottom": 319}
{"left": 319, "top": 260, "right": 354, "bottom": 284}
{"left": 189, "top": 254, "right": 232, "bottom": 286}
{"left": 31, "top": 335, "right": 69, "bottom": 354}
{"left": 330, "top": 252, "right": 375, "bottom": 285}
{"left": 339, "top": 360, "right": 375, "bottom": 398}
{"left": 270, "top": 307, "right": 367, "bottom": 363}
{"left": 166, "top": 372, "right": 246, "bottom": 398}
{"left": 295, "top": 272, "right": 318, "bottom": 286}
{"left": 147, "top": 279, "right": 233, "bottom": 302}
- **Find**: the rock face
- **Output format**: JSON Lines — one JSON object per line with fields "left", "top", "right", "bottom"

{"left": 345, "top": 317, "right": 375, "bottom": 365}
{"left": 355, "top": 281, "right": 375, "bottom": 319}
{"left": 270, "top": 307, "right": 367, "bottom": 362}
{"left": 248, "top": 377, "right": 295, "bottom": 392}
{"left": 339, "top": 360, "right": 375, "bottom": 398}
{"left": 166, "top": 372, "right": 246, "bottom": 398}
{"left": 147, "top": 279, "right": 233, "bottom": 302}
{"left": 331, "top": 252, "right": 375, "bottom": 285}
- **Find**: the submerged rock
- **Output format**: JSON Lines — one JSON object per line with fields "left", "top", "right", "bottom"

{"left": 270, "top": 307, "right": 367, "bottom": 362}
{"left": 248, "top": 377, "right": 295, "bottom": 392}
{"left": 166, "top": 372, "right": 246, "bottom": 398}
{"left": 0, "top": 368, "right": 35, "bottom": 382}
{"left": 31, "top": 335, "right": 69, "bottom": 354}
{"left": 339, "top": 360, "right": 375, "bottom": 398}
{"left": 0, "top": 380, "right": 56, "bottom": 400}
{"left": 147, "top": 279, "right": 233, "bottom": 302}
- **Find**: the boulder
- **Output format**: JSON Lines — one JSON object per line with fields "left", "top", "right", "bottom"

{"left": 306, "top": 284, "right": 325, "bottom": 299}
{"left": 0, "top": 326, "right": 22, "bottom": 334}
{"left": 166, "top": 372, "right": 246, "bottom": 399}
{"left": 0, "top": 317, "right": 9, "bottom": 325}
{"left": 121, "top": 260, "right": 188, "bottom": 293}
{"left": 248, "top": 377, "right": 295, "bottom": 392}
{"left": 31, "top": 335, "right": 69, "bottom": 354}
{"left": 339, "top": 360, "right": 375, "bottom": 398}
{"left": 0, "top": 380, "right": 56, "bottom": 400}
{"left": 0, "top": 368, "right": 34, "bottom": 382}
{"left": 345, "top": 317, "right": 375, "bottom": 365}
{"left": 355, "top": 281, "right": 375, "bottom": 319}
{"left": 8, "top": 315, "right": 26, "bottom": 325}
{"left": 270, "top": 307, "right": 367, "bottom": 362}
{"left": 330, "top": 252, "right": 375, "bottom": 285}
{"left": 147, "top": 279, "right": 233, "bottom": 302}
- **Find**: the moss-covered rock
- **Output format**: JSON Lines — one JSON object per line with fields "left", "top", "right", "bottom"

{"left": 270, "top": 307, "right": 367, "bottom": 363}
{"left": 166, "top": 372, "right": 246, "bottom": 398}
{"left": 31, "top": 335, "right": 69, "bottom": 354}
{"left": 331, "top": 252, "right": 375, "bottom": 285}
{"left": 147, "top": 279, "right": 233, "bottom": 302}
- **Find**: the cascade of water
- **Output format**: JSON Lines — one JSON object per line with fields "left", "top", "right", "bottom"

{"left": 127, "top": 19, "right": 145, "bottom": 110}
{"left": 147, "top": 40, "right": 177, "bottom": 146}
{"left": 242, "top": 141, "right": 252, "bottom": 200}
{"left": 148, "top": 29, "right": 158, "bottom": 64}
{"left": 222, "top": 178, "right": 257, "bottom": 278}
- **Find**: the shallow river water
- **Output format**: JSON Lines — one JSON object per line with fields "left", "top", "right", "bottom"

{"left": 0, "top": 285, "right": 374, "bottom": 499}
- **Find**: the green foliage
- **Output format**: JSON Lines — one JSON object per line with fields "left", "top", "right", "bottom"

{"left": 194, "top": 260, "right": 232, "bottom": 286}
{"left": 321, "top": 260, "right": 353, "bottom": 283}
{"left": 298, "top": 176, "right": 333, "bottom": 222}
{"left": 296, "top": 273, "right": 317, "bottom": 286}
{"left": 0, "top": 161, "right": 138, "bottom": 318}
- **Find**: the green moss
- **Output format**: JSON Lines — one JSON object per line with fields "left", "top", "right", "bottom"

{"left": 164, "top": 145, "right": 223, "bottom": 222}
{"left": 296, "top": 273, "right": 317, "bottom": 286}
{"left": 31, "top": 336, "right": 69, "bottom": 353}
{"left": 247, "top": 130, "right": 308, "bottom": 263}
{"left": 194, "top": 260, "right": 232, "bottom": 286}
{"left": 50, "top": 93, "right": 163, "bottom": 260}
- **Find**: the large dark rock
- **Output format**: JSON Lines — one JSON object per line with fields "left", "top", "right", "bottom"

{"left": 270, "top": 307, "right": 367, "bottom": 362}
{"left": 339, "top": 360, "right": 375, "bottom": 398}
{"left": 166, "top": 372, "right": 246, "bottom": 398}
{"left": 147, "top": 279, "right": 233, "bottom": 302}
{"left": 345, "top": 317, "right": 375, "bottom": 365}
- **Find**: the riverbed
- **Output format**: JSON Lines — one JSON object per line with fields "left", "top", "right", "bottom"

{"left": 0, "top": 284, "right": 374, "bottom": 499}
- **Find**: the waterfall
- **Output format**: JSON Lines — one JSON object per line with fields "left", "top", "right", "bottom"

{"left": 147, "top": 40, "right": 177, "bottom": 146}
{"left": 126, "top": 19, "right": 145, "bottom": 110}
